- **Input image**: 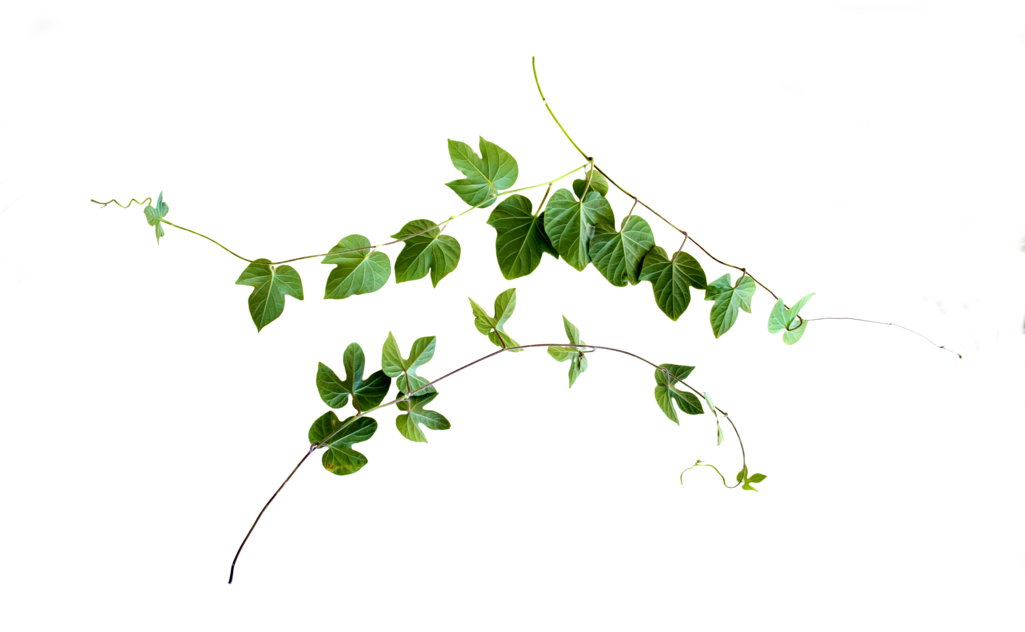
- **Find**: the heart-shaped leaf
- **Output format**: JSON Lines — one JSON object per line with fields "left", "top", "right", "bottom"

{"left": 589, "top": 215, "right": 656, "bottom": 287}
{"left": 653, "top": 363, "right": 703, "bottom": 424}
{"left": 392, "top": 220, "right": 461, "bottom": 287}
{"left": 486, "top": 194, "right": 559, "bottom": 280}
{"left": 235, "top": 259, "right": 304, "bottom": 332}
{"left": 395, "top": 391, "right": 451, "bottom": 443}
{"left": 572, "top": 170, "right": 609, "bottom": 199}
{"left": 469, "top": 288, "right": 520, "bottom": 350}
{"left": 444, "top": 137, "right": 518, "bottom": 207}
{"left": 382, "top": 332, "right": 436, "bottom": 395}
{"left": 322, "top": 235, "right": 391, "bottom": 300}
{"left": 543, "top": 188, "right": 615, "bottom": 271}
{"left": 308, "top": 412, "right": 377, "bottom": 475}
{"left": 705, "top": 274, "right": 757, "bottom": 339}
{"left": 317, "top": 342, "right": 391, "bottom": 412}
{"left": 639, "top": 247, "right": 707, "bottom": 321}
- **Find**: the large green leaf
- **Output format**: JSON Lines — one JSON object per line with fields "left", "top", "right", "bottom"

{"left": 235, "top": 259, "right": 304, "bottom": 332}
{"left": 444, "top": 137, "right": 518, "bottom": 207}
{"left": 705, "top": 274, "right": 757, "bottom": 339}
{"left": 382, "top": 332, "right": 436, "bottom": 395}
{"left": 653, "top": 363, "right": 703, "bottom": 424}
{"left": 589, "top": 215, "right": 656, "bottom": 287}
{"left": 572, "top": 170, "right": 610, "bottom": 198}
{"left": 486, "top": 194, "right": 559, "bottom": 280}
{"left": 547, "top": 315, "right": 589, "bottom": 388}
{"left": 143, "top": 191, "right": 169, "bottom": 244}
{"left": 395, "top": 391, "right": 451, "bottom": 443}
{"left": 468, "top": 288, "right": 520, "bottom": 350}
{"left": 308, "top": 412, "right": 377, "bottom": 475}
{"left": 639, "top": 247, "right": 707, "bottom": 321}
{"left": 322, "top": 235, "right": 391, "bottom": 300}
{"left": 543, "top": 188, "right": 615, "bottom": 271}
{"left": 770, "top": 290, "right": 815, "bottom": 344}
{"left": 317, "top": 342, "right": 391, "bottom": 412}
{"left": 392, "top": 220, "right": 461, "bottom": 287}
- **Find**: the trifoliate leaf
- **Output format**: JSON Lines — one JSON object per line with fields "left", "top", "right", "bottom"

{"left": 590, "top": 215, "right": 656, "bottom": 287}
{"left": 639, "top": 247, "right": 707, "bottom": 321}
{"left": 547, "top": 316, "right": 589, "bottom": 388}
{"left": 235, "top": 259, "right": 304, "bottom": 332}
{"left": 308, "top": 412, "right": 377, "bottom": 475}
{"left": 395, "top": 391, "right": 451, "bottom": 443}
{"left": 382, "top": 332, "right": 436, "bottom": 395}
{"left": 486, "top": 194, "right": 559, "bottom": 280}
{"left": 322, "top": 235, "right": 391, "bottom": 300}
{"left": 768, "top": 293, "right": 814, "bottom": 345}
{"left": 543, "top": 188, "right": 615, "bottom": 271}
{"left": 738, "top": 462, "right": 770, "bottom": 493}
{"left": 143, "top": 191, "right": 168, "bottom": 244}
{"left": 392, "top": 220, "right": 461, "bottom": 287}
{"left": 444, "top": 137, "right": 518, "bottom": 207}
{"left": 653, "top": 363, "right": 703, "bottom": 424}
{"left": 705, "top": 274, "right": 757, "bottom": 339}
{"left": 572, "top": 170, "right": 610, "bottom": 198}
{"left": 468, "top": 288, "right": 520, "bottom": 350}
{"left": 317, "top": 342, "right": 391, "bottom": 412}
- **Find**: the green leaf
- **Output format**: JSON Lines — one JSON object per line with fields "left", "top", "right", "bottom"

{"left": 738, "top": 462, "right": 770, "bottom": 493}
{"left": 444, "top": 137, "right": 518, "bottom": 207}
{"left": 703, "top": 392, "right": 723, "bottom": 446}
{"left": 543, "top": 188, "right": 615, "bottom": 271}
{"left": 572, "top": 170, "right": 610, "bottom": 198}
{"left": 589, "top": 216, "right": 656, "bottom": 287}
{"left": 322, "top": 235, "right": 391, "bottom": 300}
{"left": 486, "top": 194, "right": 559, "bottom": 280}
{"left": 395, "top": 391, "right": 451, "bottom": 443}
{"left": 653, "top": 363, "right": 703, "bottom": 424}
{"left": 768, "top": 293, "right": 814, "bottom": 344}
{"left": 639, "top": 247, "right": 707, "bottom": 321}
{"left": 382, "top": 332, "right": 436, "bottom": 395}
{"left": 547, "top": 316, "right": 589, "bottom": 388}
{"left": 308, "top": 412, "right": 377, "bottom": 475}
{"left": 468, "top": 288, "right": 520, "bottom": 350}
{"left": 317, "top": 343, "right": 392, "bottom": 412}
{"left": 705, "top": 274, "right": 757, "bottom": 339}
{"left": 143, "top": 191, "right": 169, "bottom": 244}
{"left": 234, "top": 259, "right": 304, "bottom": 332}
{"left": 392, "top": 220, "right": 461, "bottom": 287}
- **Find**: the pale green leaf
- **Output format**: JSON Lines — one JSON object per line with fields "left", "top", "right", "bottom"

{"left": 143, "top": 191, "right": 168, "bottom": 244}
{"left": 639, "top": 247, "right": 707, "bottom": 321}
{"left": 486, "top": 194, "right": 559, "bottom": 280}
{"left": 589, "top": 215, "right": 656, "bottom": 287}
{"left": 767, "top": 298, "right": 788, "bottom": 334}
{"left": 444, "top": 137, "right": 518, "bottom": 207}
{"left": 468, "top": 288, "right": 520, "bottom": 350}
{"left": 235, "top": 259, "right": 304, "bottom": 332}
{"left": 705, "top": 274, "right": 757, "bottom": 339}
{"left": 547, "top": 315, "right": 588, "bottom": 388}
{"left": 748, "top": 473, "right": 767, "bottom": 483}
{"left": 395, "top": 391, "right": 451, "bottom": 443}
{"left": 783, "top": 320, "right": 808, "bottom": 345}
{"left": 382, "top": 332, "right": 436, "bottom": 395}
{"left": 308, "top": 412, "right": 377, "bottom": 475}
{"left": 322, "top": 235, "right": 391, "bottom": 300}
{"left": 317, "top": 343, "right": 392, "bottom": 412}
{"left": 543, "top": 188, "right": 615, "bottom": 271}
{"left": 392, "top": 220, "right": 461, "bottom": 287}
{"left": 653, "top": 363, "right": 703, "bottom": 424}
{"left": 572, "top": 170, "right": 610, "bottom": 198}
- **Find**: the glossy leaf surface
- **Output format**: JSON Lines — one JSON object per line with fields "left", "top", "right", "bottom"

{"left": 317, "top": 343, "right": 391, "bottom": 412}
{"left": 486, "top": 194, "right": 559, "bottom": 280}
{"left": 639, "top": 247, "right": 707, "bottom": 321}
{"left": 705, "top": 274, "right": 757, "bottom": 339}
{"left": 308, "top": 412, "right": 377, "bottom": 475}
{"left": 547, "top": 315, "right": 588, "bottom": 387}
{"left": 322, "top": 235, "right": 391, "bottom": 300}
{"left": 469, "top": 288, "right": 520, "bottom": 350}
{"left": 235, "top": 259, "right": 304, "bottom": 332}
{"left": 392, "top": 220, "right": 461, "bottom": 287}
{"left": 444, "top": 137, "right": 518, "bottom": 207}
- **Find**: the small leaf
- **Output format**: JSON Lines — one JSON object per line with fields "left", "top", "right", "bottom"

{"left": 589, "top": 215, "right": 656, "bottom": 287}
{"left": 783, "top": 293, "right": 814, "bottom": 345}
{"left": 317, "top": 343, "right": 392, "bottom": 412}
{"left": 767, "top": 298, "right": 788, "bottom": 334}
{"left": 235, "top": 259, "right": 304, "bottom": 332}
{"left": 322, "top": 235, "right": 391, "bottom": 300}
{"left": 382, "top": 332, "right": 436, "bottom": 395}
{"left": 444, "top": 137, "right": 518, "bottom": 207}
{"left": 547, "top": 316, "right": 588, "bottom": 388}
{"left": 748, "top": 473, "right": 767, "bottom": 483}
{"left": 716, "top": 423, "right": 724, "bottom": 446}
{"left": 705, "top": 274, "right": 757, "bottom": 339}
{"left": 395, "top": 391, "right": 451, "bottom": 443}
{"left": 639, "top": 247, "right": 707, "bottom": 321}
{"left": 392, "top": 220, "right": 461, "bottom": 287}
{"left": 543, "top": 188, "right": 615, "bottom": 271}
{"left": 741, "top": 482, "right": 758, "bottom": 492}
{"left": 143, "top": 191, "right": 169, "bottom": 244}
{"left": 308, "top": 412, "right": 377, "bottom": 475}
{"left": 653, "top": 363, "right": 703, "bottom": 424}
{"left": 736, "top": 466, "right": 748, "bottom": 483}
{"left": 572, "top": 170, "right": 610, "bottom": 198}
{"left": 469, "top": 288, "right": 521, "bottom": 351}
{"left": 486, "top": 195, "right": 559, "bottom": 280}
{"left": 703, "top": 392, "right": 723, "bottom": 445}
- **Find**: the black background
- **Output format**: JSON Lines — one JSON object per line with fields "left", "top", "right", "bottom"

{"left": 6, "top": 7, "right": 1016, "bottom": 626}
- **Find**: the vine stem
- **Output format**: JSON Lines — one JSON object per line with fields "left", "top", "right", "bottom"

{"left": 228, "top": 444, "right": 316, "bottom": 584}
{"left": 802, "top": 317, "right": 962, "bottom": 358}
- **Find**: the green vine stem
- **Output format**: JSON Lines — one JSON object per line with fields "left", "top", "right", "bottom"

{"left": 228, "top": 341, "right": 744, "bottom": 584}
